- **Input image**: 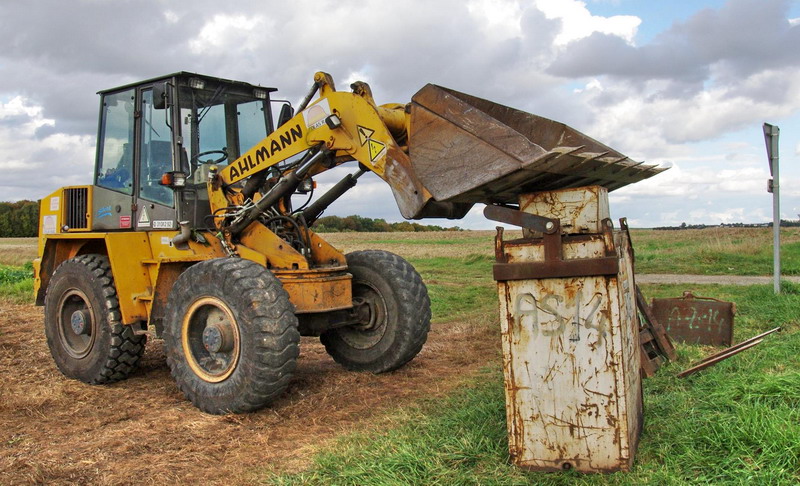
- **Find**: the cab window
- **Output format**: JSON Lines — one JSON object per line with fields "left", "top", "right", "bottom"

{"left": 138, "top": 89, "right": 174, "bottom": 206}
{"left": 96, "top": 89, "right": 135, "bottom": 194}
{"left": 237, "top": 100, "right": 268, "bottom": 155}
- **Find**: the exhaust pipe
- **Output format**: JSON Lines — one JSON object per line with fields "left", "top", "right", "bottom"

{"left": 172, "top": 221, "right": 192, "bottom": 250}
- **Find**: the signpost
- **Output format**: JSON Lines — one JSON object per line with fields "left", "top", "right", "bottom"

{"left": 763, "top": 123, "right": 780, "bottom": 294}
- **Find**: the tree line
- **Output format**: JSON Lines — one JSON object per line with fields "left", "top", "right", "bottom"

{"left": 0, "top": 201, "right": 39, "bottom": 237}
{"left": 312, "top": 215, "right": 461, "bottom": 232}
{"left": 0, "top": 202, "right": 460, "bottom": 237}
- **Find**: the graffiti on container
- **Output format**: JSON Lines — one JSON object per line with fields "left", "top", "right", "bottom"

{"left": 514, "top": 291, "right": 606, "bottom": 342}
{"left": 666, "top": 306, "right": 727, "bottom": 333}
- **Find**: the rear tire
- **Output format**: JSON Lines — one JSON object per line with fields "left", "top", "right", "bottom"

{"left": 164, "top": 258, "right": 300, "bottom": 414}
{"left": 321, "top": 250, "right": 431, "bottom": 373}
{"left": 44, "top": 254, "right": 146, "bottom": 384}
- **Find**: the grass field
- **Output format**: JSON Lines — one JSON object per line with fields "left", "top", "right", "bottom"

{"left": 268, "top": 282, "right": 800, "bottom": 485}
{"left": 1, "top": 229, "right": 799, "bottom": 484}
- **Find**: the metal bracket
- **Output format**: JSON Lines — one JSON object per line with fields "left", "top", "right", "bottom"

{"left": 485, "top": 205, "right": 619, "bottom": 281}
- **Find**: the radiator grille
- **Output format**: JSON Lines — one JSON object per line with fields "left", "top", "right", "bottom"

{"left": 64, "top": 187, "right": 89, "bottom": 230}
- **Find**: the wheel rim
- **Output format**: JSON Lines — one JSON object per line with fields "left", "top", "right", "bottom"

{"left": 182, "top": 297, "right": 240, "bottom": 383}
{"left": 56, "top": 288, "right": 97, "bottom": 359}
{"left": 340, "top": 280, "right": 388, "bottom": 349}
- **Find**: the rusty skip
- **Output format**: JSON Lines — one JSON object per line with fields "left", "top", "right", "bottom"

{"left": 496, "top": 187, "right": 642, "bottom": 473}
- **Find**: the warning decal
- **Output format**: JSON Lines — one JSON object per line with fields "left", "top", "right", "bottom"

{"left": 138, "top": 207, "right": 150, "bottom": 227}
{"left": 357, "top": 125, "right": 375, "bottom": 146}
{"left": 357, "top": 125, "right": 386, "bottom": 162}
{"left": 368, "top": 139, "right": 387, "bottom": 162}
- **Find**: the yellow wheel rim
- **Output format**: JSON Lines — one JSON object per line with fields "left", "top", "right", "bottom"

{"left": 181, "top": 297, "right": 241, "bottom": 383}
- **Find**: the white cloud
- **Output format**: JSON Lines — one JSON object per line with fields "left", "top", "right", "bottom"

{"left": 467, "top": 0, "right": 523, "bottom": 39}
{"left": 189, "top": 14, "right": 268, "bottom": 54}
{"left": 617, "top": 162, "right": 768, "bottom": 198}
{"left": 573, "top": 67, "right": 800, "bottom": 159}
{"left": 163, "top": 10, "right": 179, "bottom": 24}
{"left": 534, "top": 0, "right": 640, "bottom": 45}
{"left": 0, "top": 96, "right": 93, "bottom": 200}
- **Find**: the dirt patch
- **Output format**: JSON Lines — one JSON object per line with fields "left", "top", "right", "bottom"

{"left": 0, "top": 304, "right": 501, "bottom": 485}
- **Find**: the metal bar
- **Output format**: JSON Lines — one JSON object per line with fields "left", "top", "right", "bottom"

{"left": 635, "top": 285, "right": 677, "bottom": 361}
{"left": 763, "top": 123, "right": 780, "bottom": 294}
{"left": 677, "top": 326, "right": 782, "bottom": 378}
{"left": 483, "top": 205, "right": 558, "bottom": 234}
{"left": 677, "top": 340, "right": 764, "bottom": 378}
{"left": 493, "top": 257, "right": 619, "bottom": 281}
{"left": 694, "top": 326, "right": 781, "bottom": 366}
{"left": 296, "top": 80, "right": 320, "bottom": 113}
{"left": 302, "top": 168, "right": 366, "bottom": 224}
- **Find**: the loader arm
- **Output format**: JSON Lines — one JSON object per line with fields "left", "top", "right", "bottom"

{"left": 206, "top": 71, "right": 664, "bottom": 242}
{"left": 207, "top": 72, "right": 457, "bottom": 237}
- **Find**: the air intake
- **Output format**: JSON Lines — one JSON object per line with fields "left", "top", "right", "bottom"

{"left": 64, "top": 187, "right": 89, "bottom": 231}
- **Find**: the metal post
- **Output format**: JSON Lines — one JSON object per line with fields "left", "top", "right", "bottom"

{"left": 763, "top": 123, "right": 780, "bottom": 294}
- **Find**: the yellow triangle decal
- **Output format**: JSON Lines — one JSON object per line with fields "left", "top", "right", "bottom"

{"left": 357, "top": 125, "right": 375, "bottom": 146}
{"left": 368, "top": 139, "right": 386, "bottom": 161}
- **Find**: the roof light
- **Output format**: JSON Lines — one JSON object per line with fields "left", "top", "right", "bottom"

{"left": 160, "top": 171, "right": 187, "bottom": 188}
{"left": 253, "top": 88, "right": 268, "bottom": 100}
{"left": 188, "top": 77, "right": 205, "bottom": 90}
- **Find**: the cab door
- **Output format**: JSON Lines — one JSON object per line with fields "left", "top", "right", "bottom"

{"left": 134, "top": 86, "right": 178, "bottom": 232}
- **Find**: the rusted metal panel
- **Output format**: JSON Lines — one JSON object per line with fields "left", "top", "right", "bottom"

{"left": 408, "top": 85, "right": 665, "bottom": 205}
{"left": 650, "top": 293, "right": 735, "bottom": 346}
{"left": 493, "top": 257, "right": 619, "bottom": 281}
{"left": 274, "top": 269, "right": 353, "bottom": 314}
{"left": 520, "top": 186, "right": 610, "bottom": 235}
{"left": 497, "top": 188, "right": 641, "bottom": 473}
{"left": 636, "top": 287, "right": 677, "bottom": 361}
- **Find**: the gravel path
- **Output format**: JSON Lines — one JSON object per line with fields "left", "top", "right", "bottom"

{"left": 637, "top": 274, "right": 800, "bottom": 286}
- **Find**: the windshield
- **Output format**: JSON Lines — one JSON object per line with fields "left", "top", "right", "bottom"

{"left": 178, "top": 85, "right": 270, "bottom": 183}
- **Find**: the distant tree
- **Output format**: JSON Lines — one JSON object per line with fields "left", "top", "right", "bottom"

{"left": 0, "top": 200, "right": 39, "bottom": 237}
{"left": 310, "top": 214, "right": 460, "bottom": 232}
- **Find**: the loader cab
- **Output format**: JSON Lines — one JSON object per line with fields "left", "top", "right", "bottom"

{"left": 93, "top": 72, "right": 279, "bottom": 231}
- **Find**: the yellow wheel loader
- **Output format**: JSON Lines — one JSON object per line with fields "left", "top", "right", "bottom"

{"left": 34, "top": 71, "right": 662, "bottom": 414}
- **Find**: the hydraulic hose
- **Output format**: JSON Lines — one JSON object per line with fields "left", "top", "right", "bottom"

{"left": 226, "top": 148, "right": 327, "bottom": 237}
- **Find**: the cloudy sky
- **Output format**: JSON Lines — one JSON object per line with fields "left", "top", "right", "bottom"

{"left": 1, "top": 0, "right": 799, "bottom": 228}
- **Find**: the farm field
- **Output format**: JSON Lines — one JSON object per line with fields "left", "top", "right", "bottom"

{"left": 1, "top": 228, "right": 799, "bottom": 484}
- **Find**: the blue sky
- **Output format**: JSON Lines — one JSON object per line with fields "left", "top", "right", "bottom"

{"left": 1, "top": 0, "right": 799, "bottom": 229}
{"left": 592, "top": 0, "right": 729, "bottom": 42}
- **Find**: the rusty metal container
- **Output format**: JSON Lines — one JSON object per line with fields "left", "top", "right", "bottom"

{"left": 650, "top": 292, "right": 735, "bottom": 346}
{"left": 494, "top": 186, "right": 642, "bottom": 473}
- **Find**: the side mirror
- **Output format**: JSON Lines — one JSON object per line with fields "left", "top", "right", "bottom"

{"left": 277, "top": 103, "right": 294, "bottom": 128}
{"left": 153, "top": 83, "right": 169, "bottom": 109}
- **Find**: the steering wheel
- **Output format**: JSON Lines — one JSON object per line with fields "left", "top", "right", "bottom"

{"left": 191, "top": 149, "right": 228, "bottom": 166}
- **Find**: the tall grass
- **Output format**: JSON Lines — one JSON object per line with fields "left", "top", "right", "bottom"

{"left": 0, "top": 262, "right": 34, "bottom": 303}
{"left": 631, "top": 228, "right": 800, "bottom": 275}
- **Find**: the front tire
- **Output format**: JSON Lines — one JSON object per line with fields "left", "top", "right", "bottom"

{"left": 321, "top": 250, "right": 431, "bottom": 373}
{"left": 43, "top": 254, "right": 146, "bottom": 384}
{"left": 164, "top": 258, "right": 300, "bottom": 414}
